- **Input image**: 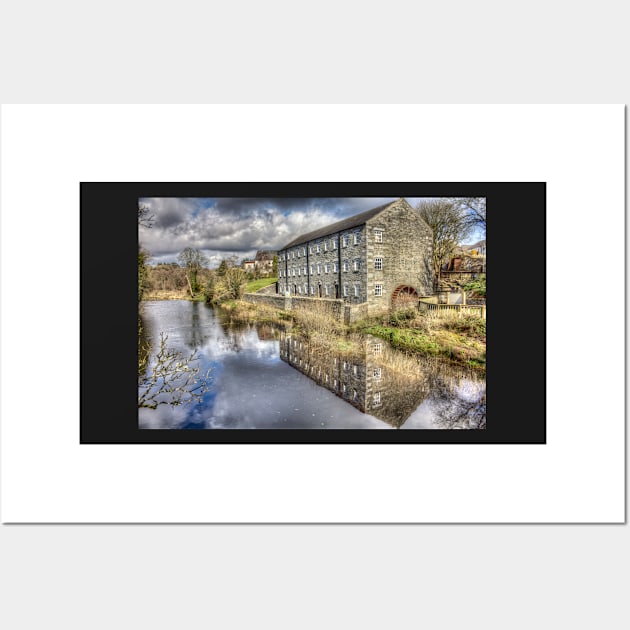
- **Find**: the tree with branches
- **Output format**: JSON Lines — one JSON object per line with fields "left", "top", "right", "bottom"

{"left": 177, "top": 247, "right": 209, "bottom": 296}
{"left": 138, "top": 333, "right": 212, "bottom": 409}
{"left": 416, "top": 199, "right": 472, "bottom": 276}
{"left": 138, "top": 203, "right": 155, "bottom": 228}
{"left": 451, "top": 197, "right": 486, "bottom": 235}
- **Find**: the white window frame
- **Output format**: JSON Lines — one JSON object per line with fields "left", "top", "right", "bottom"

{"left": 324, "top": 285, "right": 329, "bottom": 296}
{"left": 373, "top": 392, "right": 381, "bottom": 405}
{"left": 343, "top": 260, "right": 349, "bottom": 272}
{"left": 342, "top": 234, "right": 349, "bottom": 247}
{"left": 353, "top": 232, "right": 360, "bottom": 245}
{"left": 317, "top": 263, "right": 321, "bottom": 274}
{"left": 332, "top": 239, "right": 336, "bottom": 250}
{"left": 374, "top": 229, "right": 383, "bottom": 243}
{"left": 353, "top": 259, "right": 360, "bottom": 271}
{"left": 372, "top": 342, "right": 383, "bottom": 355}
{"left": 324, "top": 241, "right": 328, "bottom": 251}
{"left": 374, "top": 257, "right": 383, "bottom": 270}
{"left": 333, "top": 262, "right": 338, "bottom": 272}
{"left": 354, "top": 284, "right": 360, "bottom": 297}
{"left": 316, "top": 243, "right": 320, "bottom": 253}
{"left": 324, "top": 263, "right": 329, "bottom": 273}
{"left": 373, "top": 367, "right": 382, "bottom": 380}
{"left": 343, "top": 284, "right": 349, "bottom": 297}
{"left": 374, "top": 284, "right": 383, "bottom": 296}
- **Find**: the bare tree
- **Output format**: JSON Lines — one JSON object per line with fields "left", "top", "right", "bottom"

{"left": 451, "top": 197, "right": 486, "bottom": 235}
{"left": 416, "top": 199, "right": 472, "bottom": 276}
{"left": 177, "top": 247, "right": 209, "bottom": 295}
{"left": 138, "top": 203, "right": 155, "bottom": 228}
{"left": 138, "top": 333, "right": 212, "bottom": 409}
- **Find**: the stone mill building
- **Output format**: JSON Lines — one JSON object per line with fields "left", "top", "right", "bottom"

{"left": 276, "top": 198, "right": 433, "bottom": 315}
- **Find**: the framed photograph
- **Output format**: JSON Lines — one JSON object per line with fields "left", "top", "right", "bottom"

{"left": 81, "top": 181, "right": 545, "bottom": 445}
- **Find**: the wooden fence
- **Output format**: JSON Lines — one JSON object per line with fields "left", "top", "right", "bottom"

{"left": 418, "top": 299, "right": 486, "bottom": 319}
{"left": 438, "top": 271, "right": 485, "bottom": 283}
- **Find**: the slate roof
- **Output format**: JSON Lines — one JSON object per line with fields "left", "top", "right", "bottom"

{"left": 280, "top": 201, "right": 398, "bottom": 250}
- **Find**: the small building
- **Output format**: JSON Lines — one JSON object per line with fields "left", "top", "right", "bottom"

{"left": 242, "top": 260, "right": 256, "bottom": 272}
{"left": 276, "top": 198, "right": 433, "bottom": 315}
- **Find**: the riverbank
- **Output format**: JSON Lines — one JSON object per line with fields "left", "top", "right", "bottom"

{"left": 213, "top": 299, "right": 485, "bottom": 372}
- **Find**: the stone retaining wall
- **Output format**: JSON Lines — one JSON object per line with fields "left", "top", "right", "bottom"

{"left": 243, "top": 293, "right": 368, "bottom": 325}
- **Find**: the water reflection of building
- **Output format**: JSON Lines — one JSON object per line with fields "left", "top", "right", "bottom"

{"left": 279, "top": 333, "right": 439, "bottom": 428}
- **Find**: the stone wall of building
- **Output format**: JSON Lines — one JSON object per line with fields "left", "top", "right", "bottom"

{"left": 364, "top": 202, "right": 433, "bottom": 316}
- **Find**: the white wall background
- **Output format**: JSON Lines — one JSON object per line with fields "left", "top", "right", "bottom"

{"left": 0, "top": 3, "right": 627, "bottom": 630}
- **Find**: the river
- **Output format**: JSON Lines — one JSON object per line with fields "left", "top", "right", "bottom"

{"left": 138, "top": 300, "right": 485, "bottom": 430}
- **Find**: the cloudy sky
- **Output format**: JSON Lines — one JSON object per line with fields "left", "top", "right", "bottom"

{"left": 138, "top": 197, "right": 480, "bottom": 268}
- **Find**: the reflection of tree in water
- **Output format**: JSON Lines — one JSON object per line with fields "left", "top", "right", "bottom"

{"left": 181, "top": 301, "right": 213, "bottom": 351}
{"left": 138, "top": 314, "right": 151, "bottom": 379}
{"left": 428, "top": 378, "right": 486, "bottom": 429}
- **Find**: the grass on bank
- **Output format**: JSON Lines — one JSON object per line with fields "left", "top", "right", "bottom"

{"left": 245, "top": 277, "right": 278, "bottom": 293}
{"left": 357, "top": 309, "right": 486, "bottom": 370}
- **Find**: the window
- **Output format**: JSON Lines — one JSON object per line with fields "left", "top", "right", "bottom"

{"left": 343, "top": 360, "right": 348, "bottom": 370}
{"left": 324, "top": 263, "right": 329, "bottom": 273}
{"left": 333, "top": 262, "right": 338, "bottom": 272}
{"left": 353, "top": 364, "right": 358, "bottom": 375}
{"left": 316, "top": 243, "right": 320, "bottom": 253}
{"left": 303, "top": 247, "right": 307, "bottom": 256}
{"left": 310, "top": 264, "right": 314, "bottom": 274}
{"left": 333, "top": 379, "right": 337, "bottom": 389}
{"left": 310, "top": 245, "right": 314, "bottom": 254}
{"left": 304, "top": 284, "right": 308, "bottom": 293}
{"left": 354, "top": 284, "right": 360, "bottom": 297}
{"left": 374, "top": 229, "right": 383, "bottom": 243}
{"left": 317, "top": 263, "right": 321, "bottom": 274}
{"left": 353, "top": 389, "right": 358, "bottom": 401}
{"left": 303, "top": 266, "right": 307, "bottom": 275}
{"left": 342, "top": 383, "right": 347, "bottom": 393}
{"left": 374, "top": 257, "right": 383, "bottom": 270}
{"left": 324, "top": 241, "right": 328, "bottom": 251}
{"left": 292, "top": 251, "right": 295, "bottom": 259}
{"left": 373, "top": 367, "right": 382, "bottom": 380}
{"left": 374, "top": 284, "right": 383, "bottom": 296}
{"left": 310, "top": 286, "right": 315, "bottom": 295}
{"left": 342, "top": 234, "right": 349, "bottom": 247}
{"left": 343, "top": 284, "right": 349, "bottom": 297}
{"left": 331, "top": 239, "right": 336, "bottom": 250}
{"left": 298, "top": 268, "right": 301, "bottom": 276}
{"left": 281, "top": 254, "right": 285, "bottom": 261}
{"left": 343, "top": 260, "right": 349, "bottom": 272}
{"left": 353, "top": 259, "right": 360, "bottom": 271}
{"left": 297, "top": 249, "right": 300, "bottom": 258}
{"left": 373, "top": 392, "right": 381, "bottom": 405}
{"left": 353, "top": 232, "right": 359, "bottom": 245}
{"left": 372, "top": 342, "right": 383, "bottom": 355}
{"left": 298, "top": 286, "right": 302, "bottom": 294}
{"left": 324, "top": 285, "right": 329, "bottom": 296}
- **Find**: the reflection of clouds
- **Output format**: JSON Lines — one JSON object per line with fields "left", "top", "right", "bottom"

{"left": 139, "top": 404, "right": 189, "bottom": 429}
